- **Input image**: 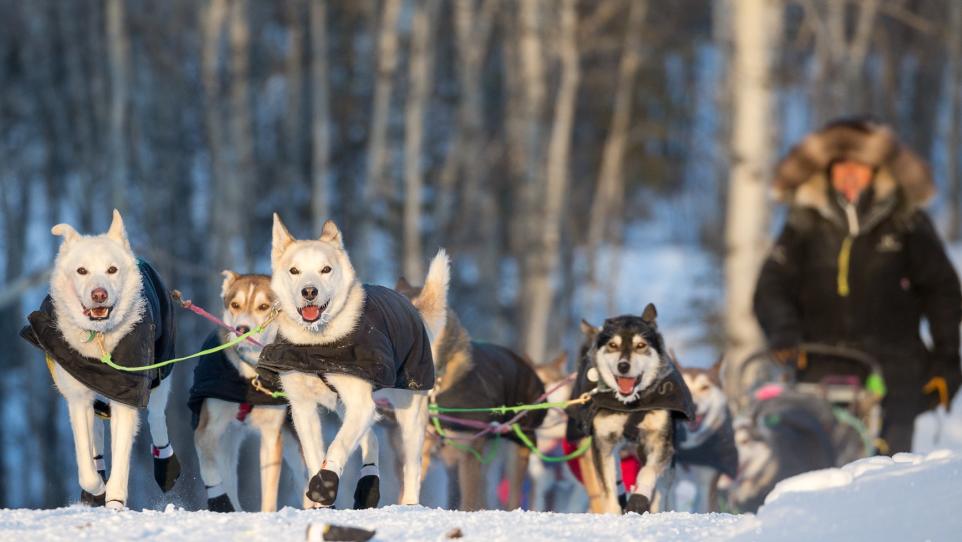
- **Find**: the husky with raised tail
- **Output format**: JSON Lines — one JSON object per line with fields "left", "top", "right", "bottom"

{"left": 395, "top": 252, "right": 547, "bottom": 511}
{"left": 187, "top": 271, "right": 306, "bottom": 512}
{"left": 20, "top": 210, "right": 180, "bottom": 509}
{"left": 256, "top": 214, "right": 434, "bottom": 508}
{"left": 567, "top": 307, "right": 694, "bottom": 514}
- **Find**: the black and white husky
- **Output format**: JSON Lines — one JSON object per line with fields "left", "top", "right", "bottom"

{"left": 20, "top": 210, "right": 179, "bottom": 509}
{"left": 256, "top": 214, "right": 434, "bottom": 508}
{"left": 568, "top": 306, "right": 694, "bottom": 514}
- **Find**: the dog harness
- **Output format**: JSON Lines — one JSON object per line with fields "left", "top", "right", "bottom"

{"left": 674, "top": 407, "right": 739, "bottom": 478}
{"left": 187, "top": 330, "right": 288, "bottom": 429}
{"left": 256, "top": 284, "right": 435, "bottom": 392}
{"left": 566, "top": 361, "right": 695, "bottom": 441}
{"left": 20, "top": 260, "right": 175, "bottom": 408}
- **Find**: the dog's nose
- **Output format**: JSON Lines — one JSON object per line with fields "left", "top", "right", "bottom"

{"left": 91, "top": 288, "right": 108, "bottom": 304}
{"left": 301, "top": 286, "right": 318, "bottom": 301}
{"left": 236, "top": 325, "right": 251, "bottom": 335}
{"left": 617, "top": 361, "right": 631, "bottom": 375}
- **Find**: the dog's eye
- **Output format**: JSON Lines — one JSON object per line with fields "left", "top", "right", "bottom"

{"left": 106, "top": 266, "right": 118, "bottom": 275}
{"left": 230, "top": 302, "right": 241, "bottom": 310}
{"left": 258, "top": 303, "right": 270, "bottom": 311}
{"left": 635, "top": 342, "right": 648, "bottom": 351}
{"left": 76, "top": 267, "right": 88, "bottom": 275}
{"left": 607, "top": 341, "right": 618, "bottom": 350}
{"left": 321, "top": 266, "right": 333, "bottom": 274}
{"left": 289, "top": 267, "right": 300, "bottom": 275}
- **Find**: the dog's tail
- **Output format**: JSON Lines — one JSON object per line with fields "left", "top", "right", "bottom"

{"left": 413, "top": 249, "right": 450, "bottom": 340}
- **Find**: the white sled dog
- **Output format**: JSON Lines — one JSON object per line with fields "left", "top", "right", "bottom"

{"left": 188, "top": 272, "right": 307, "bottom": 512}
{"left": 258, "top": 214, "right": 433, "bottom": 508}
{"left": 21, "top": 210, "right": 178, "bottom": 509}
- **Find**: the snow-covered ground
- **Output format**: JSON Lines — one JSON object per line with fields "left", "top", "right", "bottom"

{"left": 2, "top": 450, "right": 959, "bottom": 542}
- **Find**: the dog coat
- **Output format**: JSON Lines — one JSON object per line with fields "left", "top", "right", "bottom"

{"left": 566, "top": 362, "right": 695, "bottom": 441}
{"left": 674, "top": 407, "right": 739, "bottom": 478}
{"left": 433, "top": 341, "right": 547, "bottom": 446}
{"left": 20, "top": 260, "right": 175, "bottom": 409}
{"left": 256, "top": 284, "right": 435, "bottom": 392}
{"left": 187, "top": 330, "right": 288, "bottom": 429}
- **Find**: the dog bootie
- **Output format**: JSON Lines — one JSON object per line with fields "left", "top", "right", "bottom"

{"left": 625, "top": 494, "right": 650, "bottom": 514}
{"left": 80, "top": 489, "right": 106, "bottom": 507}
{"left": 207, "top": 493, "right": 235, "bottom": 513}
{"left": 353, "top": 476, "right": 380, "bottom": 509}
{"left": 152, "top": 444, "right": 181, "bottom": 492}
{"left": 308, "top": 469, "right": 339, "bottom": 506}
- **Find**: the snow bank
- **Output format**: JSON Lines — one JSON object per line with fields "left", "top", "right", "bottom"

{"left": 2, "top": 450, "right": 960, "bottom": 541}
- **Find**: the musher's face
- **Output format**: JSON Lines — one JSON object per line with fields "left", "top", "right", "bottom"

{"left": 831, "top": 160, "right": 873, "bottom": 203}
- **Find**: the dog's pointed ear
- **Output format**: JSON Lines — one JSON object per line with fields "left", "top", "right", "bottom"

{"left": 396, "top": 276, "right": 413, "bottom": 291}
{"left": 51, "top": 223, "right": 81, "bottom": 245}
{"left": 641, "top": 303, "right": 658, "bottom": 324}
{"left": 580, "top": 319, "right": 598, "bottom": 338}
{"left": 708, "top": 357, "right": 724, "bottom": 385}
{"left": 272, "top": 213, "right": 295, "bottom": 268}
{"left": 319, "top": 219, "right": 344, "bottom": 248}
{"left": 221, "top": 270, "right": 240, "bottom": 299}
{"left": 105, "top": 209, "right": 131, "bottom": 250}
{"left": 549, "top": 351, "right": 568, "bottom": 370}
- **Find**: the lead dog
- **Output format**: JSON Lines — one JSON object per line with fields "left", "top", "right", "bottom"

{"left": 256, "top": 215, "right": 434, "bottom": 508}
{"left": 188, "top": 272, "right": 306, "bottom": 512}
{"left": 20, "top": 210, "right": 180, "bottom": 509}
{"left": 566, "top": 307, "right": 694, "bottom": 514}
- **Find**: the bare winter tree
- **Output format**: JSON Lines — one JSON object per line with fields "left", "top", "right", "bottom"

{"left": 310, "top": 0, "right": 331, "bottom": 233}
{"left": 723, "top": 0, "right": 782, "bottom": 401}
{"left": 106, "top": 0, "right": 130, "bottom": 210}
{"left": 523, "top": 0, "right": 580, "bottom": 363}
{"left": 403, "top": 0, "right": 440, "bottom": 280}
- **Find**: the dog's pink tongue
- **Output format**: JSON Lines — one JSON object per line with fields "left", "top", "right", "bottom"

{"left": 616, "top": 377, "right": 635, "bottom": 395}
{"left": 300, "top": 305, "right": 320, "bottom": 321}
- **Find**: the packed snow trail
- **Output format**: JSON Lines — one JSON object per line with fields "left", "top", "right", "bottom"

{"left": 1, "top": 451, "right": 959, "bottom": 542}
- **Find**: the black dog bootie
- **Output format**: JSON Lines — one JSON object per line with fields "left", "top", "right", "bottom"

{"left": 308, "top": 469, "right": 339, "bottom": 506}
{"left": 353, "top": 473, "right": 380, "bottom": 509}
{"left": 152, "top": 444, "right": 181, "bottom": 492}
{"left": 625, "top": 493, "right": 651, "bottom": 514}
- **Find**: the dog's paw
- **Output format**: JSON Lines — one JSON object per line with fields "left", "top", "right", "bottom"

{"left": 79, "top": 489, "right": 106, "bottom": 507}
{"left": 207, "top": 494, "right": 235, "bottom": 513}
{"left": 624, "top": 494, "right": 650, "bottom": 515}
{"left": 153, "top": 452, "right": 181, "bottom": 492}
{"left": 93, "top": 399, "right": 111, "bottom": 419}
{"left": 353, "top": 475, "right": 380, "bottom": 509}
{"left": 307, "top": 469, "right": 339, "bottom": 506}
{"left": 105, "top": 500, "right": 126, "bottom": 511}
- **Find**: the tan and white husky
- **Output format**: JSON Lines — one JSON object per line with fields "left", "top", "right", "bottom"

{"left": 262, "top": 214, "right": 433, "bottom": 508}
{"left": 189, "top": 272, "right": 306, "bottom": 512}
{"left": 21, "top": 210, "right": 177, "bottom": 509}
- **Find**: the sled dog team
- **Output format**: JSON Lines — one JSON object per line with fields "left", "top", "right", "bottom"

{"left": 22, "top": 210, "right": 719, "bottom": 514}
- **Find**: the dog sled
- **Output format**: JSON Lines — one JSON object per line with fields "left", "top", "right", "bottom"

{"left": 725, "top": 343, "right": 887, "bottom": 512}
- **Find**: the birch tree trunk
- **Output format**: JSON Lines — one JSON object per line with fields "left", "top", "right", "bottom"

{"left": 947, "top": 1, "right": 962, "bottom": 241}
{"left": 403, "top": 0, "right": 440, "bottom": 281}
{"left": 586, "top": 0, "right": 647, "bottom": 282}
{"left": 310, "top": 0, "right": 331, "bottom": 233}
{"left": 106, "top": 0, "right": 129, "bottom": 210}
{"left": 285, "top": 0, "right": 305, "bottom": 197}
{"left": 523, "top": 0, "right": 579, "bottom": 363}
{"left": 229, "top": 0, "right": 254, "bottom": 269}
{"left": 723, "top": 0, "right": 781, "bottom": 393}
{"left": 365, "top": 0, "right": 401, "bottom": 200}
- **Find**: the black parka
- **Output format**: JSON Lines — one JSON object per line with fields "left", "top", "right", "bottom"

{"left": 754, "top": 120, "right": 962, "bottom": 450}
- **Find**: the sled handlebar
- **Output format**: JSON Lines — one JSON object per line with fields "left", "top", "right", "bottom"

{"left": 738, "top": 342, "right": 884, "bottom": 384}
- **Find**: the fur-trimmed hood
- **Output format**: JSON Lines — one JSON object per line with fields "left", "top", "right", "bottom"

{"left": 774, "top": 119, "right": 934, "bottom": 208}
